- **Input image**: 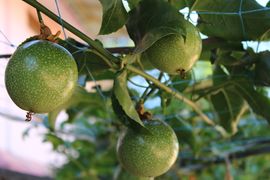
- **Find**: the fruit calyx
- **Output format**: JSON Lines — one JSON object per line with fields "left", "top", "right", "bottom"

{"left": 136, "top": 101, "right": 152, "bottom": 120}
{"left": 25, "top": 111, "right": 34, "bottom": 122}
{"left": 38, "top": 22, "right": 61, "bottom": 42}
{"left": 22, "top": 22, "right": 61, "bottom": 45}
{"left": 176, "top": 68, "right": 186, "bottom": 79}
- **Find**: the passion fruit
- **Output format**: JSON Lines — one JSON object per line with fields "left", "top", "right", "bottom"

{"left": 114, "top": 166, "right": 154, "bottom": 180}
{"left": 5, "top": 40, "right": 78, "bottom": 113}
{"left": 143, "top": 19, "right": 202, "bottom": 75}
{"left": 116, "top": 119, "right": 179, "bottom": 178}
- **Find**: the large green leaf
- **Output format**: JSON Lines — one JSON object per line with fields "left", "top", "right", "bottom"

{"left": 210, "top": 67, "right": 246, "bottom": 134}
{"left": 254, "top": 51, "right": 270, "bottom": 86}
{"left": 127, "top": 0, "right": 141, "bottom": 10}
{"left": 233, "top": 78, "right": 270, "bottom": 123}
{"left": 126, "top": 0, "right": 186, "bottom": 53}
{"left": 112, "top": 70, "right": 144, "bottom": 127}
{"left": 210, "top": 88, "right": 246, "bottom": 134}
{"left": 200, "top": 38, "right": 244, "bottom": 61}
{"left": 128, "top": 0, "right": 195, "bottom": 10}
{"left": 170, "top": 0, "right": 195, "bottom": 9}
{"left": 193, "top": 0, "right": 270, "bottom": 41}
{"left": 267, "top": 0, "right": 270, "bottom": 7}
{"left": 99, "top": 0, "right": 128, "bottom": 34}
{"left": 58, "top": 38, "right": 111, "bottom": 76}
{"left": 73, "top": 49, "right": 110, "bottom": 76}
{"left": 58, "top": 38, "right": 84, "bottom": 54}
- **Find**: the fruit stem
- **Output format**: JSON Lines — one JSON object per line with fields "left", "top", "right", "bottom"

{"left": 126, "top": 65, "right": 229, "bottom": 137}
{"left": 36, "top": 8, "right": 43, "bottom": 24}
{"left": 140, "top": 73, "right": 163, "bottom": 102}
{"left": 22, "top": 0, "right": 119, "bottom": 65}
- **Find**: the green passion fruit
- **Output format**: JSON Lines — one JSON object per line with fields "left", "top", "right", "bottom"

{"left": 143, "top": 19, "right": 202, "bottom": 75}
{"left": 114, "top": 166, "right": 154, "bottom": 180}
{"left": 116, "top": 119, "right": 179, "bottom": 178}
{"left": 5, "top": 40, "right": 78, "bottom": 113}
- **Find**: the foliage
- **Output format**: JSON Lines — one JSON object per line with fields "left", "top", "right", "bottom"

{"left": 19, "top": 0, "right": 270, "bottom": 179}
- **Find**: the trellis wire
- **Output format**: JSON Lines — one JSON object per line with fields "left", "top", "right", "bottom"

{"left": 54, "top": 0, "right": 67, "bottom": 39}
{"left": 0, "top": 40, "right": 15, "bottom": 48}
{"left": 53, "top": 0, "right": 114, "bottom": 122}
{"left": 85, "top": 65, "right": 113, "bottom": 123}
{"left": 0, "top": 29, "right": 16, "bottom": 48}
{"left": 188, "top": 6, "right": 270, "bottom": 15}
{"left": 239, "top": 0, "right": 249, "bottom": 47}
{"left": 85, "top": 66, "right": 106, "bottom": 100}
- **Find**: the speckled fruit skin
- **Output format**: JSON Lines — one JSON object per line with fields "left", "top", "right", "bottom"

{"left": 5, "top": 40, "right": 78, "bottom": 113}
{"left": 144, "top": 20, "right": 202, "bottom": 75}
{"left": 116, "top": 120, "right": 179, "bottom": 178}
{"left": 114, "top": 166, "right": 154, "bottom": 180}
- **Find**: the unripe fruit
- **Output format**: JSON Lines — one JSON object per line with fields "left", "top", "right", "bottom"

{"left": 144, "top": 19, "right": 202, "bottom": 75}
{"left": 116, "top": 119, "right": 179, "bottom": 178}
{"left": 114, "top": 166, "right": 154, "bottom": 180}
{"left": 5, "top": 40, "right": 78, "bottom": 113}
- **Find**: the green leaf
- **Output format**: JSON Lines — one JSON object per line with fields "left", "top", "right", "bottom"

{"left": 58, "top": 38, "right": 84, "bottom": 53}
{"left": 112, "top": 70, "right": 144, "bottom": 127}
{"left": 254, "top": 51, "right": 270, "bottom": 86}
{"left": 200, "top": 38, "right": 244, "bottom": 61}
{"left": 193, "top": 0, "right": 270, "bottom": 41}
{"left": 209, "top": 67, "right": 246, "bottom": 134}
{"left": 73, "top": 49, "right": 110, "bottom": 76}
{"left": 99, "top": 0, "right": 128, "bottom": 34}
{"left": 267, "top": 1, "right": 270, "bottom": 7}
{"left": 169, "top": 0, "right": 195, "bottom": 9}
{"left": 127, "top": 0, "right": 141, "bottom": 10}
{"left": 215, "top": 50, "right": 247, "bottom": 66}
{"left": 58, "top": 38, "right": 111, "bottom": 76}
{"left": 48, "top": 86, "right": 103, "bottom": 130}
{"left": 135, "top": 27, "right": 185, "bottom": 53}
{"left": 233, "top": 78, "right": 270, "bottom": 123}
{"left": 126, "top": 0, "right": 186, "bottom": 53}
{"left": 210, "top": 89, "right": 245, "bottom": 134}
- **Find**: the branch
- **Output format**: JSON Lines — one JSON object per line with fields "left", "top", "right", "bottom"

{"left": 0, "top": 54, "right": 11, "bottom": 58}
{"left": 0, "top": 47, "right": 135, "bottom": 59}
{"left": 181, "top": 145, "right": 270, "bottom": 172}
{"left": 107, "top": 47, "right": 135, "bottom": 54}
{"left": 180, "top": 138, "right": 270, "bottom": 172}
{"left": 126, "top": 65, "right": 228, "bottom": 137}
